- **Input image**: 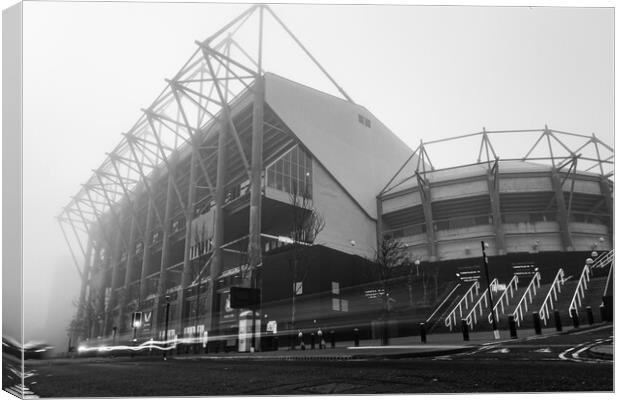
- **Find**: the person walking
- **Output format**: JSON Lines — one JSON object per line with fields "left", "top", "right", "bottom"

{"left": 317, "top": 328, "right": 326, "bottom": 349}
{"left": 298, "top": 330, "right": 305, "bottom": 350}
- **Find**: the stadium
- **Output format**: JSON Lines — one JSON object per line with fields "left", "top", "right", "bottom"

{"left": 58, "top": 4, "right": 614, "bottom": 353}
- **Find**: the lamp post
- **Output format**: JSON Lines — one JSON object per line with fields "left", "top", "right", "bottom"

{"left": 481, "top": 241, "right": 500, "bottom": 340}
{"left": 163, "top": 295, "right": 171, "bottom": 360}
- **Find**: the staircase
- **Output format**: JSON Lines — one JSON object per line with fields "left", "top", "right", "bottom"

{"left": 574, "top": 277, "right": 608, "bottom": 315}
{"left": 439, "top": 280, "right": 485, "bottom": 332}
{"left": 424, "top": 282, "right": 465, "bottom": 333}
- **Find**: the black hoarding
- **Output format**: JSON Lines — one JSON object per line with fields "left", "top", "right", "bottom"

{"left": 229, "top": 287, "right": 261, "bottom": 309}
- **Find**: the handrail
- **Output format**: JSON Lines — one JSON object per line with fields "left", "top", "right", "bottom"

{"left": 444, "top": 280, "right": 480, "bottom": 331}
{"left": 426, "top": 282, "right": 461, "bottom": 324}
{"left": 538, "top": 268, "right": 566, "bottom": 325}
{"left": 591, "top": 249, "right": 614, "bottom": 269}
{"left": 511, "top": 272, "right": 541, "bottom": 326}
{"left": 488, "top": 275, "right": 519, "bottom": 324}
{"left": 604, "top": 262, "right": 614, "bottom": 297}
{"left": 464, "top": 278, "right": 499, "bottom": 330}
{"left": 568, "top": 264, "right": 591, "bottom": 317}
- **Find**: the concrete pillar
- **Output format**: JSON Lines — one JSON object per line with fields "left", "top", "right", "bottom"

{"left": 139, "top": 200, "right": 154, "bottom": 303}
{"left": 95, "top": 236, "right": 111, "bottom": 337}
{"left": 207, "top": 110, "right": 229, "bottom": 334}
{"left": 248, "top": 75, "right": 265, "bottom": 351}
{"left": 152, "top": 171, "right": 176, "bottom": 335}
{"left": 75, "top": 240, "right": 93, "bottom": 342}
{"left": 176, "top": 152, "right": 198, "bottom": 333}
{"left": 419, "top": 180, "right": 437, "bottom": 261}
{"left": 487, "top": 171, "right": 505, "bottom": 255}
{"left": 376, "top": 197, "right": 384, "bottom": 248}
{"left": 550, "top": 170, "right": 574, "bottom": 251}
{"left": 102, "top": 212, "right": 125, "bottom": 336}
{"left": 118, "top": 213, "right": 137, "bottom": 333}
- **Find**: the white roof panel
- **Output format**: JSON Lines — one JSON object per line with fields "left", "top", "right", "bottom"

{"left": 265, "top": 73, "right": 416, "bottom": 219}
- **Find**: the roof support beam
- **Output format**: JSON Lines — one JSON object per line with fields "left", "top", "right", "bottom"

{"left": 487, "top": 159, "right": 505, "bottom": 255}
{"left": 264, "top": 5, "right": 353, "bottom": 103}
{"left": 550, "top": 169, "right": 574, "bottom": 251}
{"left": 416, "top": 172, "right": 437, "bottom": 261}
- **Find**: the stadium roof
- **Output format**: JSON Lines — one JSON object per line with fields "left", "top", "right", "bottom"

{"left": 265, "top": 73, "right": 414, "bottom": 218}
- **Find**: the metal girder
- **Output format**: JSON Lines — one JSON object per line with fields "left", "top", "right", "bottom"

{"left": 145, "top": 114, "right": 188, "bottom": 212}
{"left": 125, "top": 136, "right": 165, "bottom": 228}
{"left": 203, "top": 50, "right": 252, "bottom": 179}
{"left": 58, "top": 217, "right": 84, "bottom": 279}
{"left": 264, "top": 5, "right": 353, "bottom": 103}
{"left": 198, "top": 42, "right": 258, "bottom": 78}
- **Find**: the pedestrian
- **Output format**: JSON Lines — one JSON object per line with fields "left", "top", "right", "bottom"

{"left": 298, "top": 330, "right": 305, "bottom": 351}
{"left": 317, "top": 328, "right": 325, "bottom": 349}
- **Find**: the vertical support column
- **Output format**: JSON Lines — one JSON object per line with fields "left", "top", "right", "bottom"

{"left": 118, "top": 214, "right": 137, "bottom": 333}
{"left": 95, "top": 234, "right": 112, "bottom": 337}
{"left": 207, "top": 113, "right": 229, "bottom": 335}
{"left": 376, "top": 196, "right": 384, "bottom": 248}
{"left": 487, "top": 163, "right": 505, "bottom": 255}
{"left": 418, "top": 177, "right": 437, "bottom": 261}
{"left": 152, "top": 171, "right": 176, "bottom": 336}
{"left": 139, "top": 200, "right": 154, "bottom": 304}
{"left": 248, "top": 76, "right": 265, "bottom": 278}
{"left": 103, "top": 214, "right": 125, "bottom": 336}
{"left": 248, "top": 74, "right": 265, "bottom": 351}
{"left": 76, "top": 240, "right": 93, "bottom": 341}
{"left": 599, "top": 177, "right": 613, "bottom": 242}
{"left": 177, "top": 152, "right": 198, "bottom": 333}
{"left": 550, "top": 170, "right": 574, "bottom": 251}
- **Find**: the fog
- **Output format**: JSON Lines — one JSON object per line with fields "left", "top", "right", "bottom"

{"left": 14, "top": 2, "right": 612, "bottom": 349}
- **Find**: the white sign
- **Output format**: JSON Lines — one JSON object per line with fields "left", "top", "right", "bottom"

{"left": 266, "top": 320, "right": 277, "bottom": 333}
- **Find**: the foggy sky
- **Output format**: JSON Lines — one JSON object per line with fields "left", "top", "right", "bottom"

{"left": 12, "top": 1, "right": 613, "bottom": 348}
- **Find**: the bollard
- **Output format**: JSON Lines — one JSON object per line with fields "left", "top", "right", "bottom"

{"left": 508, "top": 315, "right": 518, "bottom": 339}
{"left": 461, "top": 319, "right": 470, "bottom": 341}
{"left": 330, "top": 330, "right": 336, "bottom": 349}
{"left": 273, "top": 336, "right": 279, "bottom": 351}
{"left": 586, "top": 306, "right": 594, "bottom": 325}
{"left": 310, "top": 333, "right": 315, "bottom": 350}
{"left": 532, "top": 312, "right": 542, "bottom": 335}
{"left": 290, "top": 332, "right": 296, "bottom": 350}
{"left": 353, "top": 328, "right": 360, "bottom": 347}
{"left": 419, "top": 322, "right": 427, "bottom": 343}
{"left": 599, "top": 304, "right": 606, "bottom": 323}
{"left": 553, "top": 309, "right": 562, "bottom": 332}
{"left": 570, "top": 308, "right": 580, "bottom": 329}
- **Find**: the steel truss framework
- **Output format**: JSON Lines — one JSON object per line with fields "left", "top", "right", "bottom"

{"left": 57, "top": 4, "right": 353, "bottom": 341}
{"left": 378, "top": 127, "right": 614, "bottom": 259}
{"left": 381, "top": 126, "right": 614, "bottom": 196}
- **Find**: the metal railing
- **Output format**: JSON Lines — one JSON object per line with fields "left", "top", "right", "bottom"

{"left": 538, "top": 268, "right": 566, "bottom": 325}
{"left": 591, "top": 249, "right": 614, "bottom": 269}
{"left": 567, "top": 264, "right": 591, "bottom": 317}
{"left": 464, "top": 278, "right": 499, "bottom": 330}
{"left": 426, "top": 283, "right": 461, "bottom": 325}
{"left": 488, "top": 275, "right": 519, "bottom": 324}
{"left": 511, "top": 272, "right": 541, "bottom": 326}
{"left": 445, "top": 280, "right": 480, "bottom": 331}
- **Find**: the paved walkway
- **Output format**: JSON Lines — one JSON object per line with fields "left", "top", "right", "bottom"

{"left": 168, "top": 324, "right": 609, "bottom": 361}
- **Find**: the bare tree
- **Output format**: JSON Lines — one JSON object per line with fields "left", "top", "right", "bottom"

{"left": 288, "top": 183, "right": 325, "bottom": 330}
{"left": 370, "top": 236, "right": 406, "bottom": 345}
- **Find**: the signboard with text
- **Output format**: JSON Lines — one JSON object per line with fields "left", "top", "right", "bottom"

{"left": 512, "top": 263, "right": 537, "bottom": 277}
